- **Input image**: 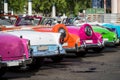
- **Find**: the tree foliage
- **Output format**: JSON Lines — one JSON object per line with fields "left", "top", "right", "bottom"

{"left": 8, "top": 0, "right": 27, "bottom": 14}
{"left": 2, "top": 0, "right": 91, "bottom": 16}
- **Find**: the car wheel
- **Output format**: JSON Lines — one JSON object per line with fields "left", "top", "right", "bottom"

{"left": 92, "top": 47, "right": 104, "bottom": 53}
{"left": 75, "top": 51, "right": 87, "bottom": 57}
{"left": 29, "top": 58, "right": 44, "bottom": 69}
{"left": 0, "top": 68, "right": 6, "bottom": 77}
{"left": 51, "top": 56, "right": 63, "bottom": 62}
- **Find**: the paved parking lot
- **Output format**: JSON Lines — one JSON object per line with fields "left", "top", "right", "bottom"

{"left": 1, "top": 46, "right": 120, "bottom": 80}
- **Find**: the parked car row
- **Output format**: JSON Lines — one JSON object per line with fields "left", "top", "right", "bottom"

{"left": 0, "top": 14, "right": 120, "bottom": 77}
{"left": 62, "top": 17, "right": 120, "bottom": 46}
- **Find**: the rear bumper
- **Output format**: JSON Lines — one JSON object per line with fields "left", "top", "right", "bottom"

{"left": 83, "top": 41, "right": 104, "bottom": 49}
{"left": 85, "top": 44, "right": 104, "bottom": 49}
{"left": 104, "top": 41, "right": 115, "bottom": 46}
{"left": 104, "top": 38, "right": 120, "bottom": 46}
{"left": 0, "top": 58, "right": 32, "bottom": 68}
{"left": 30, "top": 49, "right": 66, "bottom": 57}
{"left": 65, "top": 41, "right": 104, "bottom": 52}
{"left": 64, "top": 45, "right": 85, "bottom": 53}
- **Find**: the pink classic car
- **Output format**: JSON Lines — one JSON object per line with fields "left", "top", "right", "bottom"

{"left": 0, "top": 32, "right": 32, "bottom": 76}
{"left": 62, "top": 18, "right": 104, "bottom": 53}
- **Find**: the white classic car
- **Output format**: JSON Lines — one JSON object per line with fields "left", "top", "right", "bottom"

{"left": 4, "top": 30, "right": 66, "bottom": 64}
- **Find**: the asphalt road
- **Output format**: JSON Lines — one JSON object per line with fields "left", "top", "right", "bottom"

{"left": 1, "top": 46, "right": 120, "bottom": 80}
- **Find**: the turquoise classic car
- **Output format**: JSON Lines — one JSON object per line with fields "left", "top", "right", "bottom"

{"left": 92, "top": 25, "right": 119, "bottom": 46}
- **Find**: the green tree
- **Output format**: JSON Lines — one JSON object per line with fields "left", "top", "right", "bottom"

{"left": 5, "top": 0, "right": 92, "bottom": 16}
{"left": 0, "top": 0, "right": 4, "bottom": 14}
{"left": 8, "top": 0, "right": 27, "bottom": 14}
{"left": 66, "top": 0, "right": 92, "bottom": 16}
{"left": 32, "top": 0, "right": 67, "bottom": 16}
{"left": 32, "top": 0, "right": 51, "bottom": 16}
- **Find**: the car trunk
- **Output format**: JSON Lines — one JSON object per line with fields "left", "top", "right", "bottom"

{"left": 0, "top": 33, "right": 25, "bottom": 61}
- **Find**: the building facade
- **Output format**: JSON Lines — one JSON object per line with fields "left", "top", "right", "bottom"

{"left": 92, "top": 0, "right": 111, "bottom": 13}
{"left": 92, "top": 0, "right": 120, "bottom": 13}
{"left": 111, "top": 0, "right": 120, "bottom": 13}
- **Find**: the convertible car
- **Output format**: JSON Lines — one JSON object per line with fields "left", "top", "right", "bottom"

{"left": 92, "top": 25, "right": 119, "bottom": 46}
{"left": 0, "top": 32, "right": 32, "bottom": 76}
{"left": 0, "top": 14, "right": 18, "bottom": 28}
{"left": 5, "top": 30, "right": 66, "bottom": 63}
{"left": 62, "top": 17, "right": 105, "bottom": 53}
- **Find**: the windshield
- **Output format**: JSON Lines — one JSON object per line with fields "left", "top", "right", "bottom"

{"left": 17, "top": 17, "right": 40, "bottom": 26}
{"left": 0, "top": 16, "right": 17, "bottom": 25}
{"left": 41, "top": 18, "right": 58, "bottom": 26}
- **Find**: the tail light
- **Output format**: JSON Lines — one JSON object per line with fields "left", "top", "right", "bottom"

{"left": 28, "top": 40, "right": 33, "bottom": 55}
{"left": 0, "top": 55, "right": 2, "bottom": 61}
{"left": 59, "top": 28, "right": 66, "bottom": 39}
{"left": 23, "top": 54, "right": 26, "bottom": 59}
{"left": 28, "top": 40, "right": 30, "bottom": 49}
{"left": 59, "top": 35, "right": 64, "bottom": 44}
{"left": 59, "top": 28, "right": 66, "bottom": 44}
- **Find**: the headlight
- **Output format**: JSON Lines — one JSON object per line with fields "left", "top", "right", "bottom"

{"left": 85, "top": 26, "right": 92, "bottom": 36}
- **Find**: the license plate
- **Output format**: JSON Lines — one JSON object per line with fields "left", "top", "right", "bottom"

{"left": 48, "top": 45, "right": 57, "bottom": 51}
{"left": 85, "top": 40, "right": 93, "bottom": 43}
{"left": 7, "top": 61, "right": 19, "bottom": 66}
{"left": 38, "top": 46, "right": 48, "bottom": 51}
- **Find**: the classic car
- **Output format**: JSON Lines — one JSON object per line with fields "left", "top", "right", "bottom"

{"left": 0, "top": 32, "right": 32, "bottom": 76}
{"left": 0, "top": 14, "right": 18, "bottom": 28}
{"left": 15, "top": 15, "right": 42, "bottom": 26}
{"left": 5, "top": 30, "right": 66, "bottom": 63}
{"left": 62, "top": 17, "right": 104, "bottom": 53}
{"left": 102, "top": 23, "right": 120, "bottom": 45}
{"left": 0, "top": 15, "right": 41, "bottom": 31}
{"left": 92, "top": 25, "right": 119, "bottom": 46}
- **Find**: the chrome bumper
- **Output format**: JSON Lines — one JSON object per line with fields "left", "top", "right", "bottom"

{"left": 0, "top": 58, "right": 32, "bottom": 68}
{"left": 104, "top": 38, "right": 120, "bottom": 46}
{"left": 64, "top": 45, "right": 85, "bottom": 53}
{"left": 30, "top": 49, "right": 66, "bottom": 57}
{"left": 104, "top": 41, "right": 116, "bottom": 46}
{"left": 83, "top": 40, "right": 104, "bottom": 49}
